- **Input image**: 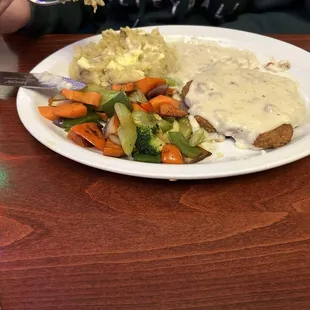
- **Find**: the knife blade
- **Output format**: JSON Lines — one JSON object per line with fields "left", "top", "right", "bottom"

{"left": 0, "top": 71, "right": 86, "bottom": 90}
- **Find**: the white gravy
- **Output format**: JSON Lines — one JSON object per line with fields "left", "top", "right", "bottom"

{"left": 170, "top": 41, "right": 306, "bottom": 149}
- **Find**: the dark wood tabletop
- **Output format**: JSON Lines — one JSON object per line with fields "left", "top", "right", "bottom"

{"left": 1, "top": 34, "right": 310, "bottom": 310}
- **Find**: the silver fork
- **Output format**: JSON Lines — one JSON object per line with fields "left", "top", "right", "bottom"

{"left": 28, "top": 0, "right": 61, "bottom": 5}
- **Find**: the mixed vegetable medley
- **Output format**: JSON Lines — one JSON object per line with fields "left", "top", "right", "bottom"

{"left": 38, "top": 77, "right": 212, "bottom": 164}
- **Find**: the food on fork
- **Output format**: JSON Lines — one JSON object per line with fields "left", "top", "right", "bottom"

{"left": 61, "top": 0, "right": 105, "bottom": 12}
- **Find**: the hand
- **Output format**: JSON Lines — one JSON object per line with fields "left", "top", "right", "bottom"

{"left": 0, "top": 0, "right": 31, "bottom": 34}
{"left": 0, "top": 0, "right": 15, "bottom": 16}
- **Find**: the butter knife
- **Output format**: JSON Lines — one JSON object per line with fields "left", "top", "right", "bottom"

{"left": 0, "top": 71, "right": 86, "bottom": 90}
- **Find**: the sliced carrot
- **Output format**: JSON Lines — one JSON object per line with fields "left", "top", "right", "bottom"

{"left": 132, "top": 102, "right": 147, "bottom": 112}
{"left": 111, "top": 82, "right": 135, "bottom": 92}
{"left": 53, "top": 103, "right": 87, "bottom": 119}
{"left": 38, "top": 106, "right": 58, "bottom": 121}
{"left": 97, "top": 112, "right": 109, "bottom": 122}
{"left": 61, "top": 89, "right": 101, "bottom": 107}
{"left": 68, "top": 130, "right": 93, "bottom": 147}
{"left": 134, "top": 77, "right": 166, "bottom": 95}
{"left": 149, "top": 95, "right": 180, "bottom": 113}
{"left": 103, "top": 138, "right": 126, "bottom": 158}
{"left": 159, "top": 104, "right": 188, "bottom": 118}
{"left": 161, "top": 144, "right": 184, "bottom": 164}
{"left": 140, "top": 102, "right": 154, "bottom": 113}
{"left": 70, "top": 122, "right": 106, "bottom": 151}
{"left": 165, "top": 88, "right": 176, "bottom": 96}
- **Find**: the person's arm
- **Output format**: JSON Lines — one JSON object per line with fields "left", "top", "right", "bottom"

{"left": 0, "top": 0, "right": 31, "bottom": 34}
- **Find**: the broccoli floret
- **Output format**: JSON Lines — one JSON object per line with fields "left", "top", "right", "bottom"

{"left": 132, "top": 110, "right": 165, "bottom": 155}
{"left": 135, "top": 126, "right": 164, "bottom": 155}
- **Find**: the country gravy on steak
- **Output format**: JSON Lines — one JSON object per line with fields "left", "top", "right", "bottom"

{"left": 170, "top": 41, "right": 306, "bottom": 149}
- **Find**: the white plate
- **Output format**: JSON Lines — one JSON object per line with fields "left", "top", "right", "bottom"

{"left": 17, "top": 26, "right": 310, "bottom": 180}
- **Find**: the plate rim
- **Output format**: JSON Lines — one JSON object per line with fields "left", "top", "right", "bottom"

{"left": 16, "top": 25, "right": 310, "bottom": 180}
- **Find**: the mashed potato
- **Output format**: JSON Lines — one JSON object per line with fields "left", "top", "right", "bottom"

{"left": 69, "top": 27, "right": 178, "bottom": 87}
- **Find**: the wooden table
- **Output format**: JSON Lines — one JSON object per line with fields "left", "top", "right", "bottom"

{"left": 1, "top": 34, "right": 310, "bottom": 310}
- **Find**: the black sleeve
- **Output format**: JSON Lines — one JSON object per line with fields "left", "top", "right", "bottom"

{"left": 21, "top": 2, "right": 106, "bottom": 35}
{"left": 198, "top": 0, "right": 250, "bottom": 24}
{"left": 252, "top": 0, "right": 296, "bottom": 11}
{"left": 223, "top": 10, "right": 310, "bottom": 34}
{"left": 223, "top": 0, "right": 310, "bottom": 34}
